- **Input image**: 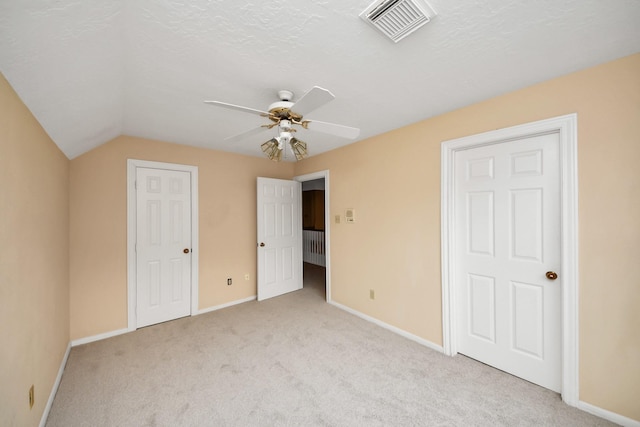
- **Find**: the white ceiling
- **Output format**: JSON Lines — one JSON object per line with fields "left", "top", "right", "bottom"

{"left": 1, "top": 1, "right": 639, "bottom": 160}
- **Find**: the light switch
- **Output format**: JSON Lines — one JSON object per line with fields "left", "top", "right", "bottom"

{"left": 335, "top": 214, "right": 341, "bottom": 224}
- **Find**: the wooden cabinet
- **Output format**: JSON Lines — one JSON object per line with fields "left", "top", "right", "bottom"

{"left": 302, "top": 190, "right": 325, "bottom": 230}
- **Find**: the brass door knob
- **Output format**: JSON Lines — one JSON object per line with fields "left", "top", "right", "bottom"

{"left": 259, "top": 242, "right": 265, "bottom": 247}
{"left": 546, "top": 271, "right": 558, "bottom": 280}
{"left": 183, "top": 248, "right": 190, "bottom": 254}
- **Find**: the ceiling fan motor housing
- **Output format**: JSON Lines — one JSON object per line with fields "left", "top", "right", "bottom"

{"left": 277, "top": 90, "right": 293, "bottom": 101}
{"left": 267, "top": 101, "right": 302, "bottom": 123}
{"left": 267, "top": 90, "right": 302, "bottom": 122}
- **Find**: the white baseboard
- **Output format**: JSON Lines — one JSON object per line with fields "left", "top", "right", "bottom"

{"left": 578, "top": 400, "right": 640, "bottom": 427}
{"left": 197, "top": 295, "right": 256, "bottom": 315}
{"left": 71, "top": 327, "right": 131, "bottom": 347}
{"left": 71, "top": 296, "right": 257, "bottom": 347}
{"left": 39, "top": 342, "right": 71, "bottom": 427}
{"left": 329, "top": 301, "right": 444, "bottom": 353}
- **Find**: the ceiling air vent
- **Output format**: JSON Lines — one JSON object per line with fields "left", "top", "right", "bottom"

{"left": 360, "top": 0, "right": 437, "bottom": 43}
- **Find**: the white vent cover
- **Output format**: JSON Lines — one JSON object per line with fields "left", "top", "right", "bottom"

{"left": 360, "top": 0, "right": 437, "bottom": 43}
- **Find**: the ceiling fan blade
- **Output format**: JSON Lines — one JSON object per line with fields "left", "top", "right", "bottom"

{"left": 304, "top": 120, "right": 360, "bottom": 140}
{"left": 204, "top": 100, "right": 269, "bottom": 116}
{"left": 291, "top": 86, "right": 335, "bottom": 116}
{"left": 225, "top": 125, "right": 270, "bottom": 143}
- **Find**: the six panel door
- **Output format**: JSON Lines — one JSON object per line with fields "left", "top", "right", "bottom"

{"left": 136, "top": 167, "right": 192, "bottom": 328}
{"left": 455, "top": 133, "right": 562, "bottom": 392}
{"left": 257, "top": 177, "right": 303, "bottom": 301}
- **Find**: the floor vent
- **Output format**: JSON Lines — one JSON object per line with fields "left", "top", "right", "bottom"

{"left": 360, "top": 0, "right": 437, "bottom": 43}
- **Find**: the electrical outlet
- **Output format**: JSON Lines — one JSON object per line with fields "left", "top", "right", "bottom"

{"left": 370, "top": 289, "right": 375, "bottom": 300}
{"left": 244, "top": 274, "right": 250, "bottom": 281}
{"left": 227, "top": 278, "right": 232, "bottom": 286}
{"left": 335, "top": 214, "right": 341, "bottom": 224}
{"left": 28, "top": 385, "right": 34, "bottom": 409}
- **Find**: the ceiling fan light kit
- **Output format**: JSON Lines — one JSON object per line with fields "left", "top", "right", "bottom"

{"left": 290, "top": 139, "right": 308, "bottom": 161}
{"left": 205, "top": 86, "right": 359, "bottom": 162}
{"left": 261, "top": 138, "right": 283, "bottom": 162}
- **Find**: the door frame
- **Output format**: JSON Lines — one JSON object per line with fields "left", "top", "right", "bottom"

{"left": 294, "top": 170, "right": 331, "bottom": 302}
{"left": 440, "top": 114, "right": 578, "bottom": 405}
{"left": 126, "top": 159, "right": 199, "bottom": 331}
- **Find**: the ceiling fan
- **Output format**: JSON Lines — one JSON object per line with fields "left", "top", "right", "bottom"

{"left": 204, "top": 86, "right": 360, "bottom": 161}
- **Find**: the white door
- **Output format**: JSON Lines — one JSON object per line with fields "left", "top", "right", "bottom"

{"left": 455, "top": 132, "right": 561, "bottom": 391}
{"left": 136, "top": 167, "right": 192, "bottom": 328}
{"left": 257, "top": 177, "right": 303, "bottom": 301}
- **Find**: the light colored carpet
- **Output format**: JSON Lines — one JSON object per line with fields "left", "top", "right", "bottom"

{"left": 46, "top": 264, "right": 614, "bottom": 426}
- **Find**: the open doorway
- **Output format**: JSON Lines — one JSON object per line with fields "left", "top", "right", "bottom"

{"left": 296, "top": 172, "right": 330, "bottom": 301}
{"left": 302, "top": 177, "right": 326, "bottom": 300}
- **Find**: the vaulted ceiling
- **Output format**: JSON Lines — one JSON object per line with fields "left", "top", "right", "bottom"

{"left": 1, "top": 1, "right": 639, "bottom": 160}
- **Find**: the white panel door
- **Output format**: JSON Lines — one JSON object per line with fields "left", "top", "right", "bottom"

{"left": 136, "top": 167, "right": 192, "bottom": 328}
{"left": 455, "top": 133, "right": 561, "bottom": 391}
{"left": 257, "top": 177, "right": 302, "bottom": 301}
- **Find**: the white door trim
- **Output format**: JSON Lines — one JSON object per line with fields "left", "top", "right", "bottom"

{"left": 127, "top": 159, "right": 199, "bottom": 331}
{"left": 294, "top": 170, "right": 331, "bottom": 303}
{"left": 440, "top": 114, "right": 579, "bottom": 405}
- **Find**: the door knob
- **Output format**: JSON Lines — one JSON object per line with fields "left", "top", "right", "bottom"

{"left": 546, "top": 271, "right": 558, "bottom": 280}
{"left": 183, "top": 248, "right": 190, "bottom": 254}
{"left": 259, "top": 242, "right": 265, "bottom": 247}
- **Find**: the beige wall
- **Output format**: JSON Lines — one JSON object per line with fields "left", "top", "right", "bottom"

{"left": 0, "top": 74, "right": 70, "bottom": 426}
{"left": 294, "top": 53, "right": 640, "bottom": 420}
{"left": 69, "top": 136, "right": 294, "bottom": 339}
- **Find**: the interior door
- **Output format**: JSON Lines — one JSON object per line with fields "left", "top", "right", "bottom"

{"left": 136, "top": 167, "right": 192, "bottom": 328}
{"left": 455, "top": 132, "right": 561, "bottom": 391}
{"left": 257, "top": 177, "right": 302, "bottom": 301}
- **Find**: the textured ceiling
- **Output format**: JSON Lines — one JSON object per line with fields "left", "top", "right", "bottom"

{"left": 1, "top": 0, "right": 639, "bottom": 160}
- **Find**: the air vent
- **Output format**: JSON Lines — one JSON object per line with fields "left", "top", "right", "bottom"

{"left": 360, "top": 0, "right": 436, "bottom": 43}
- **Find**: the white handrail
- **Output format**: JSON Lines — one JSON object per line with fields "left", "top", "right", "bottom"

{"left": 303, "top": 230, "right": 325, "bottom": 267}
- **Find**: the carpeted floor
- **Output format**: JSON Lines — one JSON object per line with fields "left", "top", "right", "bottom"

{"left": 46, "top": 264, "right": 614, "bottom": 426}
